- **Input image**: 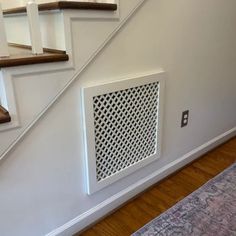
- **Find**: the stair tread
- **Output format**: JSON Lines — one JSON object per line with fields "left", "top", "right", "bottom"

{"left": 0, "top": 105, "right": 11, "bottom": 124}
{"left": 0, "top": 44, "right": 69, "bottom": 68}
{"left": 3, "top": 1, "right": 117, "bottom": 15}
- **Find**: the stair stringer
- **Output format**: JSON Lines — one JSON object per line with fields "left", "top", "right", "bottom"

{"left": 0, "top": 0, "right": 147, "bottom": 162}
{"left": 0, "top": 64, "right": 75, "bottom": 156}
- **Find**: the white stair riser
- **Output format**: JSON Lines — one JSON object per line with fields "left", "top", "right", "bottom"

{"left": 4, "top": 11, "right": 65, "bottom": 50}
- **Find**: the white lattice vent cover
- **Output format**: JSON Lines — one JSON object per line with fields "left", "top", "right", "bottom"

{"left": 82, "top": 72, "right": 165, "bottom": 194}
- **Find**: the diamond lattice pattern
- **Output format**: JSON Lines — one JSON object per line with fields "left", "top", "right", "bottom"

{"left": 93, "top": 82, "right": 160, "bottom": 182}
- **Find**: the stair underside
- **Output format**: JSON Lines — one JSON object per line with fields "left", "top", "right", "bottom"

{"left": 3, "top": 1, "right": 117, "bottom": 15}
{"left": 0, "top": 105, "right": 11, "bottom": 124}
{"left": 0, "top": 44, "right": 69, "bottom": 68}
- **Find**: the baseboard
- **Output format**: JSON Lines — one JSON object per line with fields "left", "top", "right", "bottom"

{"left": 45, "top": 127, "right": 236, "bottom": 236}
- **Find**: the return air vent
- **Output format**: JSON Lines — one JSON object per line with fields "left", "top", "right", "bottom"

{"left": 82, "top": 72, "right": 165, "bottom": 194}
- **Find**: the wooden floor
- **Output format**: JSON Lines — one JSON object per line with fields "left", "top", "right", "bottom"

{"left": 78, "top": 137, "right": 236, "bottom": 236}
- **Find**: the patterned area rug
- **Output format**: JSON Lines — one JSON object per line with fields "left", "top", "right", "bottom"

{"left": 132, "top": 163, "right": 236, "bottom": 236}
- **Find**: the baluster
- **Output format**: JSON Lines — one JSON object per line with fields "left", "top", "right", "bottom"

{"left": 26, "top": 0, "right": 43, "bottom": 54}
{"left": 0, "top": 3, "right": 9, "bottom": 58}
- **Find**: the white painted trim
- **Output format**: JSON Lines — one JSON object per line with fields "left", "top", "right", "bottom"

{"left": 82, "top": 71, "right": 166, "bottom": 194}
{"left": 0, "top": 71, "right": 20, "bottom": 132}
{"left": 45, "top": 127, "right": 236, "bottom": 236}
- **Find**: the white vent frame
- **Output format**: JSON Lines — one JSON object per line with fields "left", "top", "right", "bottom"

{"left": 82, "top": 71, "right": 165, "bottom": 194}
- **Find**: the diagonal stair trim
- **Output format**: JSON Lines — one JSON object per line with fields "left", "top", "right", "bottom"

{"left": 0, "top": 0, "right": 147, "bottom": 163}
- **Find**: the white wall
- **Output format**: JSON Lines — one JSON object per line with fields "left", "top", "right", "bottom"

{"left": 0, "top": 0, "right": 236, "bottom": 235}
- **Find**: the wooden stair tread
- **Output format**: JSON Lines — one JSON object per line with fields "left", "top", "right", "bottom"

{"left": 0, "top": 44, "right": 69, "bottom": 68}
{"left": 0, "top": 105, "right": 11, "bottom": 124}
{"left": 3, "top": 1, "right": 117, "bottom": 15}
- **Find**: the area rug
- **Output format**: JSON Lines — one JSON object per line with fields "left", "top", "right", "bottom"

{"left": 132, "top": 163, "right": 236, "bottom": 236}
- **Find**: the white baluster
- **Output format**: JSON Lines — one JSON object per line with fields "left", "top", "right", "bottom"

{"left": 0, "top": 3, "right": 9, "bottom": 58}
{"left": 26, "top": 0, "right": 43, "bottom": 54}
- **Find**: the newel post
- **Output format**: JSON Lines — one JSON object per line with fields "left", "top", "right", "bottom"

{"left": 26, "top": 0, "right": 43, "bottom": 54}
{"left": 0, "top": 3, "right": 9, "bottom": 57}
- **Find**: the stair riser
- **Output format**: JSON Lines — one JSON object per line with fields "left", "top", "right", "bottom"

{"left": 4, "top": 11, "right": 65, "bottom": 50}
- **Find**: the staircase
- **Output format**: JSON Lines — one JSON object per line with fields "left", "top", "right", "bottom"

{"left": 0, "top": 0, "right": 122, "bottom": 154}
{"left": 0, "top": 1, "right": 148, "bottom": 233}
{"left": 0, "top": 0, "right": 145, "bottom": 140}
{"left": 0, "top": 1, "right": 151, "bottom": 235}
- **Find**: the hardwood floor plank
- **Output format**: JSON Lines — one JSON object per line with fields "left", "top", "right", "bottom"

{"left": 78, "top": 137, "right": 236, "bottom": 236}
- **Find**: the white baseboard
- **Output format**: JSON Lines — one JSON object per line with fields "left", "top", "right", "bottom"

{"left": 46, "top": 127, "right": 236, "bottom": 236}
